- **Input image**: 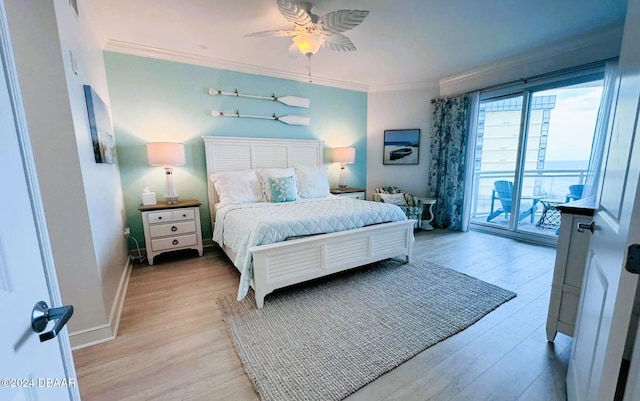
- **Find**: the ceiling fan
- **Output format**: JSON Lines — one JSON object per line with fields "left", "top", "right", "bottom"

{"left": 248, "top": 0, "right": 370, "bottom": 58}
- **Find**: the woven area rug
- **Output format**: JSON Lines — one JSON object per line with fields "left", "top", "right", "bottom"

{"left": 217, "top": 257, "right": 516, "bottom": 401}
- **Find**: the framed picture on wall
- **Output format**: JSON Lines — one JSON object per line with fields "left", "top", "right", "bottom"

{"left": 83, "top": 85, "right": 116, "bottom": 164}
{"left": 383, "top": 129, "right": 420, "bottom": 165}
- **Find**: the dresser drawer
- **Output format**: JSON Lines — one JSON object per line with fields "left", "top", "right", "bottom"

{"left": 149, "top": 221, "right": 196, "bottom": 238}
{"left": 151, "top": 233, "right": 198, "bottom": 251}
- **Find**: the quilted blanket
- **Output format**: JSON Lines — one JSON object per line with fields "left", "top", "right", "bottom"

{"left": 212, "top": 197, "right": 407, "bottom": 300}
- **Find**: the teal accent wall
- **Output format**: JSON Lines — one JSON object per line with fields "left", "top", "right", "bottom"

{"left": 104, "top": 52, "right": 367, "bottom": 248}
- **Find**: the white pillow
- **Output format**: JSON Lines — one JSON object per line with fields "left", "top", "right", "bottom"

{"left": 294, "top": 165, "right": 330, "bottom": 198}
{"left": 257, "top": 168, "right": 296, "bottom": 201}
{"left": 210, "top": 170, "right": 263, "bottom": 207}
{"left": 377, "top": 193, "right": 407, "bottom": 206}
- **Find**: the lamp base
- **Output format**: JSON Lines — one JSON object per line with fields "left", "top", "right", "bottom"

{"left": 164, "top": 167, "right": 179, "bottom": 204}
{"left": 338, "top": 165, "right": 347, "bottom": 190}
{"left": 165, "top": 196, "right": 179, "bottom": 204}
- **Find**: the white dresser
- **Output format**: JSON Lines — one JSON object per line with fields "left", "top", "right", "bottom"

{"left": 139, "top": 200, "right": 203, "bottom": 265}
{"left": 330, "top": 188, "right": 366, "bottom": 200}
{"left": 546, "top": 199, "right": 594, "bottom": 341}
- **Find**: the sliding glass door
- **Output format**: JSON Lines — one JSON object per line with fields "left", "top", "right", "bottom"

{"left": 469, "top": 74, "right": 604, "bottom": 242}
{"left": 470, "top": 95, "right": 525, "bottom": 231}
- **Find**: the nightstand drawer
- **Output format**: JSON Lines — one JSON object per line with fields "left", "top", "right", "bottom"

{"left": 147, "top": 211, "right": 174, "bottom": 224}
{"left": 148, "top": 208, "right": 195, "bottom": 223}
{"left": 172, "top": 209, "right": 195, "bottom": 221}
{"left": 151, "top": 233, "right": 198, "bottom": 251}
{"left": 149, "top": 221, "right": 196, "bottom": 237}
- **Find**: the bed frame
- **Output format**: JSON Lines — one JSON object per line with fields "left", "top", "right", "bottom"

{"left": 203, "top": 136, "right": 415, "bottom": 308}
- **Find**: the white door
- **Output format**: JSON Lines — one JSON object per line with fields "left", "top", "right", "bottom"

{"left": 566, "top": 0, "right": 640, "bottom": 399}
{"left": 0, "top": 4, "right": 79, "bottom": 401}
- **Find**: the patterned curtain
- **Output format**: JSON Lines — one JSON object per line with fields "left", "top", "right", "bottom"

{"left": 428, "top": 95, "right": 470, "bottom": 230}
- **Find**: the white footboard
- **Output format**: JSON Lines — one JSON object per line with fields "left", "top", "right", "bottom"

{"left": 249, "top": 220, "right": 415, "bottom": 308}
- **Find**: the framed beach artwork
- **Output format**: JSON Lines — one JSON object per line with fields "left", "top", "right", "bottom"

{"left": 383, "top": 129, "right": 420, "bottom": 165}
{"left": 83, "top": 85, "right": 116, "bottom": 164}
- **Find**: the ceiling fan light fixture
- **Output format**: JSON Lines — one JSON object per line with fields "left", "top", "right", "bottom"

{"left": 293, "top": 33, "right": 323, "bottom": 56}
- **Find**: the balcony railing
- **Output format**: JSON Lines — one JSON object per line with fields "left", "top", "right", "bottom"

{"left": 470, "top": 169, "right": 587, "bottom": 220}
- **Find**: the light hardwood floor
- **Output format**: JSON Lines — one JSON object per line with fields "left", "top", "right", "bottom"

{"left": 73, "top": 230, "right": 569, "bottom": 401}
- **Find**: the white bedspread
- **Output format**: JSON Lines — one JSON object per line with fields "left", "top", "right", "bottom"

{"left": 212, "top": 197, "right": 407, "bottom": 300}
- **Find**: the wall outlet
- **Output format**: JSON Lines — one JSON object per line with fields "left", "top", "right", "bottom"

{"left": 123, "top": 227, "right": 131, "bottom": 237}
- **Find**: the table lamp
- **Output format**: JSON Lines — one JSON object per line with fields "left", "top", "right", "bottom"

{"left": 146, "top": 142, "right": 185, "bottom": 204}
{"left": 333, "top": 147, "right": 355, "bottom": 190}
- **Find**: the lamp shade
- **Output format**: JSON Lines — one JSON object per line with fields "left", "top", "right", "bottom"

{"left": 146, "top": 142, "right": 185, "bottom": 166}
{"left": 333, "top": 147, "right": 355, "bottom": 164}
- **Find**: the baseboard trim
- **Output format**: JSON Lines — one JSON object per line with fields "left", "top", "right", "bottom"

{"left": 69, "top": 257, "right": 132, "bottom": 350}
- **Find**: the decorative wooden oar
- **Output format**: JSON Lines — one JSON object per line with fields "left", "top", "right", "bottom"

{"left": 209, "top": 88, "right": 310, "bottom": 108}
{"left": 210, "top": 110, "right": 310, "bottom": 126}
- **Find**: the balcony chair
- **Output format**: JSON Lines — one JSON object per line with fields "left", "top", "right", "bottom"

{"left": 486, "top": 180, "right": 539, "bottom": 223}
{"left": 565, "top": 184, "right": 585, "bottom": 203}
{"left": 373, "top": 186, "right": 423, "bottom": 228}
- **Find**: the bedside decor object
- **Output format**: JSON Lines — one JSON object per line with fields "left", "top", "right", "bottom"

{"left": 83, "top": 85, "right": 116, "bottom": 164}
{"left": 209, "top": 88, "right": 310, "bottom": 108}
{"left": 333, "top": 147, "right": 355, "bottom": 190}
{"left": 138, "top": 200, "right": 203, "bottom": 265}
{"left": 383, "top": 129, "right": 420, "bottom": 165}
{"left": 146, "top": 142, "right": 185, "bottom": 204}
{"left": 141, "top": 187, "right": 157, "bottom": 206}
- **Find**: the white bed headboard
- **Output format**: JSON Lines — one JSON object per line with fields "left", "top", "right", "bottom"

{"left": 202, "top": 136, "right": 325, "bottom": 225}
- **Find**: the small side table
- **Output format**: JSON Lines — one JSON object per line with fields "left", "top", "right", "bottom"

{"left": 536, "top": 199, "right": 563, "bottom": 230}
{"left": 139, "top": 199, "right": 203, "bottom": 265}
{"left": 416, "top": 197, "right": 437, "bottom": 230}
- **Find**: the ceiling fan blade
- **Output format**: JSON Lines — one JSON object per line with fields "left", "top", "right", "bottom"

{"left": 246, "top": 30, "right": 297, "bottom": 37}
{"left": 323, "top": 34, "right": 356, "bottom": 52}
{"left": 318, "top": 10, "right": 369, "bottom": 34}
{"left": 277, "top": 0, "right": 312, "bottom": 26}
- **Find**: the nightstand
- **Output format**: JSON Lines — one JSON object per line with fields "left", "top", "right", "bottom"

{"left": 416, "top": 197, "right": 437, "bottom": 230}
{"left": 138, "top": 200, "right": 203, "bottom": 265}
{"left": 330, "top": 188, "right": 366, "bottom": 200}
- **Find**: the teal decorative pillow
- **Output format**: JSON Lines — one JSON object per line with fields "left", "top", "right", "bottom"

{"left": 269, "top": 176, "right": 297, "bottom": 202}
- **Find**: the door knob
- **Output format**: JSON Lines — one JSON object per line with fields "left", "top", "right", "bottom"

{"left": 31, "top": 301, "right": 74, "bottom": 342}
{"left": 577, "top": 221, "right": 595, "bottom": 234}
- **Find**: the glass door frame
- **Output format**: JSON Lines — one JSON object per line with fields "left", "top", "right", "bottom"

{"left": 471, "top": 91, "right": 532, "bottom": 233}
{"left": 469, "top": 68, "right": 605, "bottom": 244}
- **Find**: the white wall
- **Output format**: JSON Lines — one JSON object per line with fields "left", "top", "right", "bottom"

{"left": 367, "top": 87, "right": 440, "bottom": 199}
{"left": 53, "top": 0, "right": 129, "bottom": 330}
{"left": 4, "top": 0, "right": 129, "bottom": 347}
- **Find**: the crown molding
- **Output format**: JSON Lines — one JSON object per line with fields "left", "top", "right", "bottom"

{"left": 368, "top": 80, "right": 439, "bottom": 93}
{"left": 439, "top": 25, "right": 624, "bottom": 93}
{"left": 103, "top": 40, "right": 369, "bottom": 92}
